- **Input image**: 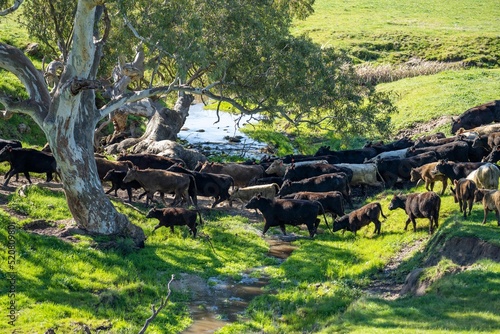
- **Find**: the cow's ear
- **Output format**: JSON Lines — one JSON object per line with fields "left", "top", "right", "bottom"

{"left": 257, "top": 193, "right": 261, "bottom": 199}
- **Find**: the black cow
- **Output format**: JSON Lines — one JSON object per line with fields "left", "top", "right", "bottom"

{"left": 431, "top": 160, "right": 487, "bottom": 181}
{"left": 406, "top": 141, "right": 470, "bottom": 162}
{"left": 375, "top": 151, "right": 438, "bottom": 188}
{"left": 146, "top": 207, "right": 202, "bottom": 238}
{"left": 283, "top": 163, "right": 353, "bottom": 183}
{"left": 281, "top": 191, "right": 345, "bottom": 219}
{"left": 245, "top": 195, "right": 328, "bottom": 237}
{"left": 0, "top": 146, "right": 58, "bottom": 186}
{"left": 167, "top": 164, "right": 234, "bottom": 208}
{"left": 103, "top": 169, "right": 143, "bottom": 202}
{"left": 363, "top": 137, "right": 414, "bottom": 154}
{"left": 388, "top": 192, "right": 441, "bottom": 234}
{"left": 313, "top": 146, "right": 378, "bottom": 163}
{"left": 278, "top": 172, "right": 352, "bottom": 208}
{"left": 118, "top": 153, "right": 185, "bottom": 170}
{"left": 333, "top": 202, "right": 386, "bottom": 235}
{"left": 451, "top": 100, "right": 500, "bottom": 134}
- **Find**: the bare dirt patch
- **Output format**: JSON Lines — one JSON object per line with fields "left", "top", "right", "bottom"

{"left": 395, "top": 115, "right": 453, "bottom": 139}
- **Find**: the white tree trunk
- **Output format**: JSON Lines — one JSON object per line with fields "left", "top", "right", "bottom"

{"left": 0, "top": 1, "right": 146, "bottom": 247}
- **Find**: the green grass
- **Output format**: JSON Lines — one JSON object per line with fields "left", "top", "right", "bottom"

{"left": 2, "top": 164, "right": 500, "bottom": 333}
{"left": 379, "top": 68, "right": 500, "bottom": 136}
{"left": 292, "top": 0, "right": 500, "bottom": 66}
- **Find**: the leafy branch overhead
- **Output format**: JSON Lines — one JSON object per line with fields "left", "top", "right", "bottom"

{"left": 13, "top": 0, "right": 394, "bottom": 136}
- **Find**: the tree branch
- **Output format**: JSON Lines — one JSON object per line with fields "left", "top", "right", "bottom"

{"left": 0, "top": 93, "right": 40, "bottom": 118}
{"left": 0, "top": 0, "right": 23, "bottom": 16}
{"left": 138, "top": 274, "right": 175, "bottom": 334}
{"left": 0, "top": 43, "right": 50, "bottom": 124}
{"left": 99, "top": 80, "right": 271, "bottom": 120}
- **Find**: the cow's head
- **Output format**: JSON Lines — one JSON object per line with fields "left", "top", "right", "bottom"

{"left": 451, "top": 117, "right": 462, "bottom": 134}
{"left": 474, "top": 189, "right": 486, "bottom": 203}
{"left": 332, "top": 215, "right": 349, "bottom": 232}
{"left": 388, "top": 193, "right": 406, "bottom": 210}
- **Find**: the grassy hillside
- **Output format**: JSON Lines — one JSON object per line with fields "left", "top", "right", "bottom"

{"left": 292, "top": 0, "right": 500, "bottom": 66}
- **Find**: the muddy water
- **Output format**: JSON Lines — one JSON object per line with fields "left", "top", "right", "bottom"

{"left": 180, "top": 239, "right": 296, "bottom": 333}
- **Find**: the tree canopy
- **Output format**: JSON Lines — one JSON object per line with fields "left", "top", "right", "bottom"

{"left": 14, "top": 0, "right": 395, "bottom": 138}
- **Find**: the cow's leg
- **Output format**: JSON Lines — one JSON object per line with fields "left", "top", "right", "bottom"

{"left": 191, "top": 224, "right": 198, "bottom": 238}
{"left": 24, "top": 171, "right": 32, "bottom": 184}
{"left": 262, "top": 223, "right": 271, "bottom": 235}
{"left": 428, "top": 219, "right": 434, "bottom": 234}
{"left": 404, "top": 217, "right": 412, "bottom": 231}
{"left": 126, "top": 187, "right": 133, "bottom": 202}
{"left": 374, "top": 220, "right": 381, "bottom": 234}
{"left": 46, "top": 172, "right": 53, "bottom": 183}
{"left": 495, "top": 209, "right": 500, "bottom": 226}
{"left": 441, "top": 178, "right": 447, "bottom": 196}
{"left": 409, "top": 216, "right": 417, "bottom": 232}
{"left": 428, "top": 182, "right": 434, "bottom": 192}
{"left": 307, "top": 222, "right": 316, "bottom": 238}
{"left": 458, "top": 198, "right": 464, "bottom": 213}
{"left": 211, "top": 196, "right": 222, "bottom": 208}
{"left": 279, "top": 224, "right": 287, "bottom": 235}
{"left": 3, "top": 169, "right": 18, "bottom": 186}
{"left": 467, "top": 199, "right": 473, "bottom": 217}
{"left": 482, "top": 208, "right": 489, "bottom": 224}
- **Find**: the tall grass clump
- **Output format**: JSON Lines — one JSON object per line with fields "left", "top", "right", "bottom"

{"left": 356, "top": 58, "right": 466, "bottom": 85}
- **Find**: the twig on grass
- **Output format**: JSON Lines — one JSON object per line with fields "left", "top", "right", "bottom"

{"left": 138, "top": 274, "right": 175, "bottom": 334}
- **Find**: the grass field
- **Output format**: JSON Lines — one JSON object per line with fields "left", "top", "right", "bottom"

{"left": 292, "top": 0, "right": 500, "bottom": 66}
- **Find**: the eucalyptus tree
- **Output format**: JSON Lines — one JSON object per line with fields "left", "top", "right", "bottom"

{"left": 0, "top": 0, "right": 394, "bottom": 246}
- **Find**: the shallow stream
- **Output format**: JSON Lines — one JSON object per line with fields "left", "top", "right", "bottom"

{"left": 177, "top": 103, "right": 268, "bottom": 160}
{"left": 180, "top": 239, "right": 297, "bottom": 333}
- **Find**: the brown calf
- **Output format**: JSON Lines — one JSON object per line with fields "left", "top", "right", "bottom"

{"left": 333, "top": 202, "right": 386, "bottom": 235}
{"left": 198, "top": 161, "right": 264, "bottom": 187}
{"left": 410, "top": 162, "right": 448, "bottom": 195}
{"left": 123, "top": 168, "right": 197, "bottom": 207}
{"left": 474, "top": 189, "right": 500, "bottom": 226}
{"left": 450, "top": 178, "right": 477, "bottom": 218}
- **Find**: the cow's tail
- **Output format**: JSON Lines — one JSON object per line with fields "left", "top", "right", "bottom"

{"left": 377, "top": 202, "right": 387, "bottom": 219}
{"left": 315, "top": 200, "right": 332, "bottom": 234}
{"left": 196, "top": 210, "right": 204, "bottom": 225}
{"left": 188, "top": 175, "right": 198, "bottom": 208}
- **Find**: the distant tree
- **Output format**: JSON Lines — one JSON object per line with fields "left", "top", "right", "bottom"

{"left": 0, "top": 0, "right": 394, "bottom": 246}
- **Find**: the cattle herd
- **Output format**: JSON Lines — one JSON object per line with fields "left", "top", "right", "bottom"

{"left": 2, "top": 100, "right": 500, "bottom": 238}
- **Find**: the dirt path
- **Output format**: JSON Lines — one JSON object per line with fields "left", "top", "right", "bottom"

{"left": 365, "top": 237, "right": 428, "bottom": 300}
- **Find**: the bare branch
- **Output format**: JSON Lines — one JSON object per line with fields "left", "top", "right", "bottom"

{"left": 94, "top": 5, "right": 110, "bottom": 45}
{"left": 120, "top": 7, "right": 175, "bottom": 59}
{"left": 138, "top": 274, "right": 175, "bottom": 334}
{"left": 0, "top": 0, "right": 23, "bottom": 16}
{"left": 0, "top": 93, "right": 40, "bottom": 118}
{"left": 98, "top": 78, "right": 178, "bottom": 118}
